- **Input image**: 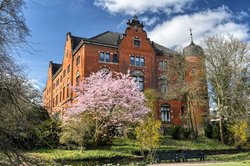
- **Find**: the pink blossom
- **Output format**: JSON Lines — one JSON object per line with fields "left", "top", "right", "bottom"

{"left": 65, "top": 71, "right": 149, "bottom": 126}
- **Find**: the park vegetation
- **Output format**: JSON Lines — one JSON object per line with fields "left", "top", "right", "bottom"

{"left": 1, "top": 0, "right": 250, "bottom": 165}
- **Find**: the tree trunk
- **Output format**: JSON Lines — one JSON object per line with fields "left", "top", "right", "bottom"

{"left": 218, "top": 97, "right": 224, "bottom": 144}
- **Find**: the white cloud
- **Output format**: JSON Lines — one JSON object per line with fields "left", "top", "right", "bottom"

{"left": 29, "top": 79, "right": 45, "bottom": 91}
{"left": 94, "top": 0, "right": 194, "bottom": 15}
{"left": 148, "top": 6, "right": 250, "bottom": 48}
{"left": 141, "top": 17, "right": 159, "bottom": 26}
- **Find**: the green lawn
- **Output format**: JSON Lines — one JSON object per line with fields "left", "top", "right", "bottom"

{"left": 207, "top": 152, "right": 250, "bottom": 162}
{"left": 26, "top": 149, "right": 133, "bottom": 161}
{"left": 25, "top": 136, "right": 234, "bottom": 163}
{"left": 159, "top": 136, "right": 231, "bottom": 150}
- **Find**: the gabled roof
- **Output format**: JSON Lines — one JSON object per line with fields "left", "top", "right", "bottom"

{"left": 90, "top": 31, "right": 123, "bottom": 46}
{"left": 71, "top": 35, "right": 87, "bottom": 50}
{"left": 152, "top": 42, "right": 179, "bottom": 56}
{"left": 71, "top": 31, "right": 179, "bottom": 55}
{"left": 51, "top": 63, "right": 62, "bottom": 75}
{"left": 71, "top": 31, "right": 177, "bottom": 56}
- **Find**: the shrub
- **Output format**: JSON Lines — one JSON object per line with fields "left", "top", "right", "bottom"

{"left": 35, "top": 118, "right": 61, "bottom": 148}
{"left": 212, "top": 123, "right": 221, "bottom": 140}
{"left": 204, "top": 123, "right": 213, "bottom": 139}
{"left": 135, "top": 116, "right": 161, "bottom": 163}
{"left": 183, "top": 128, "right": 192, "bottom": 138}
{"left": 60, "top": 113, "right": 94, "bottom": 151}
{"left": 230, "top": 121, "right": 248, "bottom": 148}
{"left": 170, "top": 126, "right": 182, "bottom": 140}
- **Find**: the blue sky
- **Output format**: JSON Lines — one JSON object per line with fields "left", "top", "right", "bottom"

{"left": 18, "top": 0, "right": 250, "bottom": 90}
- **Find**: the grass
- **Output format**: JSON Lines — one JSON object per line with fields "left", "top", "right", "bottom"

{"left": 25, "top": 136, "right": 234, "bottom": 163}
{"left": 207, "top": 152, "right": 250, "bottom": 162}
{"left": 26, "top": 149, "right": 133, "bottom": 161}
{"left": 159, "top": 136, "right": 232, "bottom": 150}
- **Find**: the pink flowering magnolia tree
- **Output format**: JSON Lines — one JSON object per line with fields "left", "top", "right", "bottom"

{"left": 66, "top": 71, "right": 148, "bottom": 146}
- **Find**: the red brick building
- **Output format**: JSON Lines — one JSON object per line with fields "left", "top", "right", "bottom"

{"left": 43, "top": 16, "right": 209, "bottom": 128}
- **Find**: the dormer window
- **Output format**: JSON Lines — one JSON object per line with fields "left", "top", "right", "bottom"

{"left": 134, "top": 38, "right": 141, "bottom": 47}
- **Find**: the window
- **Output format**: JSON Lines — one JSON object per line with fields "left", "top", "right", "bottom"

{"left": 100, "top": 52, "right": 105, "bottom": 61}
{"left": 159, "top": 61, "right": 167, "bottom": 70}
{"left": 63, "top": 70, "right": 66, "bottom": 78}
{"left": 159, "top": 76, "right": 167, "bottom": 94}
{"left": 66, "top": 50, "right": 68, "bottom": 58}
{"left": 130, "top": 55, "right": 135, "bottom": 65}
{"left": 66, "top": 84, "right": 69, "bottom": 97}
{"left": 131, "top": 56, "right": 145, "bottom": 67}
{"left": 56, "top": 79, "right": 59, "bottom": 87}
{"left": 60, "top": 91, "right": 62, "bottom": 103}
{"left": 66, "top": 79, "right": 70, "bottom": 98}
{"left": 106, "top": 53, "right": 110, "bottom": 62}
{"left": 76, "top": 71, "right": 80, "bottom": 85}
{"left": 136, "top": 57, "right": 140, "bottom": 66}
{"left": 161, "top": 105, "right": 170, "bottom": 122}
{"left": 134, "top": 39, "right": 140, "bottom": 47}
{"left": 67, "top": 65, "right": 70, "bottom": 74}
{"left": 63, "top": 87, "right": 65, "bottom": 100}
{"left": 99, "top": 52, "right": 110, "bottom": 62}
{"left": 140, "top": 57, "right": 145, "bottom": 66}
{"left": 160, "top": 84, "right": 167, "bottom": 93}
{"left": 60, "top": 75, "right": 62, "bottom": 83}
{"left": 76, "top": 56, "right": 80, "bottom": 66}
{"left": 132, "top": 70, "right": 144, "bottom": 91}
{"left": 56, "top": 95, "right": 58, "bottom": 106}
{"left": 113, "top": 54, "right": 118, "bottom": 63}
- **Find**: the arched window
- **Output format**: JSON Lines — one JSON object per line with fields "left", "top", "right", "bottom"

{"left": 161, "top": 104, "right": 170, "bottom": 122}
{"left": 131, "top": 70, "right": 144, "bottom": 91}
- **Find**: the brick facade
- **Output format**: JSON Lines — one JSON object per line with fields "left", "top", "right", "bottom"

{"left": 43, "top": 16, "right": 209, "bottom": 127}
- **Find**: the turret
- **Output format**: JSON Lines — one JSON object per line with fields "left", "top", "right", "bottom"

{"left": 183, "top": 29, "right": 209, "bottom": 134}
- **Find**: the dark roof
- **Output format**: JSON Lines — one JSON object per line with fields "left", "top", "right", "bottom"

{"left": 70, "top": 31, "right": 177, "bottom": 56}
{"left": 152, "top": 42, "right": 179, "bottom": 56}
{"left": 51, "top": 63, "right": 62, "bottom": 75}
{"left": 71, "top": 35, "right": 87, "bottom": 50}
{"left": 183, "top": 42, "right": 204, "bottom": 57}
{"left": 90, "top": 31, "right": 123, "bottom": 46}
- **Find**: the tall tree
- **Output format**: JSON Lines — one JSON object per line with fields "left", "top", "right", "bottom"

{"left": 66, "top": 71, "right": 148, "bottom": 147}
{"left": 163, "top": 54, "right": 208, "bottom": 140}
{"left": 0, "top": 0, "right": 30, "bottom": 73}
{"left": 0, "top": 0, "right": 42, "bottom": 165}
{"left": 203, "top": 35, "right": 250, "bottom": 144}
